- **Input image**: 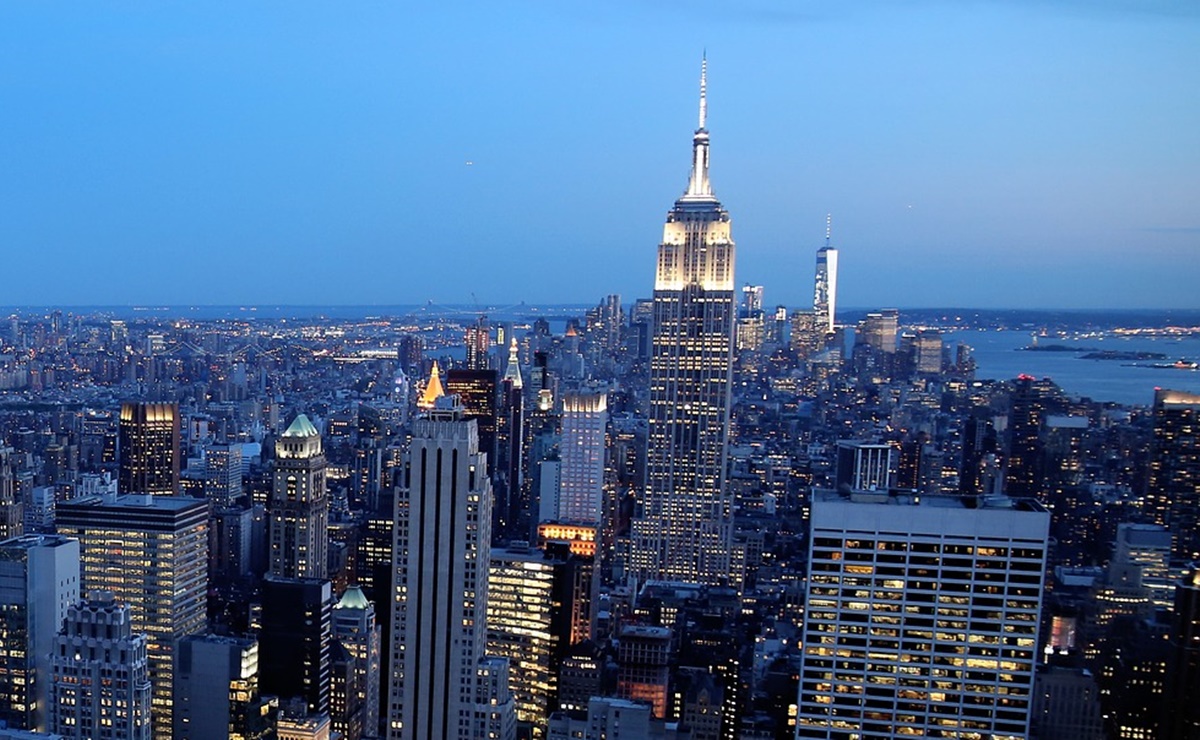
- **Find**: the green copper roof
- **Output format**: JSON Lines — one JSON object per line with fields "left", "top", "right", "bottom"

{"left": 282, "top": 413, "right": 319, "bottom": 438}
{"left": 336, "top": 585, "right": 371, "bottom": 610}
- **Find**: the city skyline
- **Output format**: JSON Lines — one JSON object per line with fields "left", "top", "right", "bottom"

{"left": 2, "top": 3, "right": 1197, "bottom": 309}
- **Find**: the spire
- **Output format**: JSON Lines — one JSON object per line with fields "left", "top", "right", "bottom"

{"left": 503, "top": 338, "right": 523, "bottom": 389}
{"left": 418, "top": 361, "right": 445, "bottom": 410}
{"left": 825, "top": 213, "right": 832, "bottom": 248}
{"left": 683, "top": 54, "right": 713, "bottom": 200}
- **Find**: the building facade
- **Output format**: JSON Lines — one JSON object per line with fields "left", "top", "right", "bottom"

{"left": 796, "top": 492, "right": 1049, "bottom": 739}
{"left": 118, "top": 401, "right": 180, "bottom": 496}
{"left": 270, "top": 414, "right": 329, "bottom": 579}
{"left": 387, "top": 397, "right": 514, "bottom": 739}
{"left": 56, "top": 494, "right": 208, "bottom": 737}
{"left": 630, "top": 58, "right": 736, "bottom": 586}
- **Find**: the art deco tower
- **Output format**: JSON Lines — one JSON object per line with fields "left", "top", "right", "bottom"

{"left": 630, "top": 58, "right": 736, "bottom": 585}
{"left": 270, "top": 414, "right": 329, "bottom": 580}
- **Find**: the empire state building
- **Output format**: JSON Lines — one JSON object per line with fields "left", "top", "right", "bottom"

{"left": 630, "top": 58, "right": 735, "bottom": 585}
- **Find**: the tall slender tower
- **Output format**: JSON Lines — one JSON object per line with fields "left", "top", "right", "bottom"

{"left": 630, "top": 57, "right": 736, "bottom": 586}
{"left": 387, "top": 396, "right": 514, "bottom": 739}
{"left": 813, "top": 215, "right": 838, "bottom": 336}
{"left": 118, "top": 401, "right": 180, "bottom": 495}
{"left": 270, "top": 414, "right": 329, "bottom": 579}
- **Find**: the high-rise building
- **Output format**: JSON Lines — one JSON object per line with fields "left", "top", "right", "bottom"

{"left": 332, "top": 585, "right": 381, "bottom": 740}
{"left": 497, "top": 339, "right": 526, "bottom": 541}
{"left": 465, "top": 315, "right": 491, "bottom": 371}
{"left": 56, "top": 494, "right": 209, "bottom": 737}
{"left": 260, "top": 576, "right": 333, "bottom": 715}
{"left": 387, "top": 397, "right": 515, "bottom": 739}
{"left": 49, "top": 592, "right": 152, "bottom": 740}
{"left": 557, "top": 392, "right": 608, "bottom": 526}
{"left": 118, "top": 402, "right": 180, "bottom": 495}
{"left": 0, "top": 449, "right": 23, "bottom": 540}
{"left": 444, "top": 368, "right": 502, "bottom": 530}
{"left": 1005, "top": 375, "right": 1056, "bottom": 499}
{"left": 796, "top": 492, "right": 1049, "bottom": 739}
{"left": 630, "top": 58, "right": 736, "bottom": 586}
{"left": 174, "top": 634, "right": 276, "bottom": 740}
{"left": 270, "top": 414, "right": 329, "bottom": 579}
{"left": 488, "top": 543, "right": 592, "bottom": 732}
{"left": 206, "top": 442, "right": 244, "bottom": 508}
{"left": 1146, "top": 389, "right": 1200, "bottom": 561}
{"left": 813, "top": 215, "right": 838, "bottom": 336}
{"left": 0, "top": 534, "right": 80, "bottom": 732}
{"left": 1167, "top": 565, "right": 1200, "bottom": 740}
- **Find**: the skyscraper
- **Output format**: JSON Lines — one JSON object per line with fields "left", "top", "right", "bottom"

{"left": 0, "top": 534, "right": 80, "bottom": 732}
{"left": 49, "top": 592, "right": 152, "bottom": 740}
{"left": 260, "top": 576, "right": 333, "bottom": 715}
{"left": 630, "top": 58, "right": 736, "bottom": 586}
{"left": 796, "top": 492, "right": 1049, "bottom": 739}
{"left": 813, "top": 215, "right": 838, "bottom": 336}
{"left": 270, "top": 414, "right": 329, "bottom": 579}
{"left": 1146, "top": 388, "right": 1200, "bottom": 561}
{"left": 174, "top": 634, "right": 276, "bottom": 740}
{"left": 56, "top": 494, "right": 209, "bottom": 737}
{"left": 118, "top": 401, "right": 180, "bottom": 495}
{"left": 557, "top": 392, "right": 608, "bottom": 526}
{"left": 388, "top": 396, "right": 514, "bottom": 739}
{"left": 332, "top": 585, "right": 382, "bottom": 740}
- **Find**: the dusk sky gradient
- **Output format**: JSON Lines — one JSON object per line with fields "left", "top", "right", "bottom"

{"left": 2, "top": 2, "right": 1198, "bottom": 309}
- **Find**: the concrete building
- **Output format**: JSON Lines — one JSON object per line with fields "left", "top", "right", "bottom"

{"left": 0, "top": 534, "right": 80, "bottom": 732}
{"left": 796, "top": 492, "right": 1049, "bottom": 739}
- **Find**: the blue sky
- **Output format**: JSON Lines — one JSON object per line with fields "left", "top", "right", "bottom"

{"left": 2, "top": 2, "right": 1197, "bottom": 309}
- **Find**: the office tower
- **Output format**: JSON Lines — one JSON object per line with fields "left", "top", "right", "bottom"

{"left": 616, "top": 624, "right": 672, "bottom": 718}
{"left": 835, "top": 440, "right": 895, "bottom": 492}
{"left": 1006, "top": 375, "right": 1055, "bottom": 499}
{"left": 630, "top": 58, "right": 736, "bottom": 586}
{"left": 49, "top": 593, "right": 152, "bottom": 740}
{"left": 56, "top": 494, "right": 207, "bottom": 736}
{"left": 497, "top": 339, "right": 526, "bottom": 541}
{"left": 270, "top": 414, "right": 329, "bottom": 579}
{"left": 961, "top": 407, "right": 1003, "bottom": 496}
{"left": 206, "top": 442, "right": 244, "bottom": 508}
{"left": 118, "top": 401, "right": 180, "bottom": 495}
{"left": 789, "top": 309, "right": 820, "bottom": 359}
{"left": 260, "top": 576, "right": 333, "bottom": 714}
{"left": 813, "top": 215, "right": 838, "bottom": 336}
{"left": 589, "top": 294, "right": 624, "bottom": 353}
{"left": 914, "top": 328, "right": 943, "bottom": 374}
{"left": 0, "top": 450, "right": 22, "bottom": 539}
{"left": 741, "top": 284, "right": 763, "bottom": 317}
{"left": 796, "top": 492, "right": 1049, "bottom": 739}
{"left": 1113, "top": 523, "right": 1174, "bottom": 610}
{"left": 444, "top": 368, "right": 502, "bottom": 526}
{"left": 557, "top": 392, "right": 608, "bottom": 525}
{"left": 1030, "top": 666, "right": 1105, "bottom": 740}
{"left": 1146, "top": 389, "right": 1200, "bottom": 561}
{"left": 857, "top": 309, "right": 899, "bottom": 354}
{"left": 0, "top": 534, "right": 80, "bottom": 732}
{"left": 388, "top": 397, "right": 514, "bottom": 739}
{"left": 488, "top": 543, "right": 591, "bottom": 731}
{"left": 466, "top": 315, "right": 491, "bottom": 371}
{"left": 1167, "top": 565, "right": 1200, "bottom": 740}
{"left": 332, "top": 586, "right": 381, "bottom": 740}
{"left": 174, "top": 634, "right": 275, "bottom": 740}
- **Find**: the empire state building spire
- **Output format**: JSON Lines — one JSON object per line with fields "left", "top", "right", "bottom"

{"left": 684, "top": 54, "right": 713, "bottom": 200}
{"left": 632, "top": 58, "right": 736, "bottom": 586}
